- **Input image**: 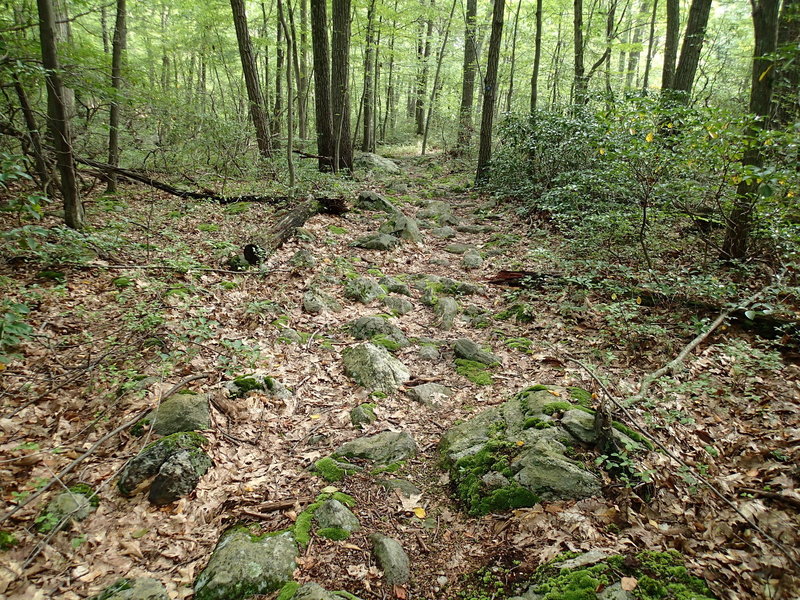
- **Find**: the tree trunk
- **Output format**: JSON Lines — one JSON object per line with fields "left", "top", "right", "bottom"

{"left": 231, "top": 0, "right": 273, "bottom": 159}
{"left": 456, "top": 0, "right": 478, "bottom": 153}
{"left": 641, "top": 0, "right": 659, "bottom": 91}
{"left": 626, "top": 0, "right": 650, "bottom": 90}
{"left": 310, "top": 0, "right": 334, "bottom": 170}
{"left": 277, "top": 0, "right": 295, "bottom": 189}
{"left": 362, "top": 0, "right": 377, "bottom": 152}
{"left": 287, "top": 1, "right": 304, "bottom": 143}
{"left": 382, "top": 4, "right": 398, "bottom": 140}
{"left": 661, "top": 0, "right": 680, "bottom": 89}
{"left": 505, "top": 0, "right": 523, "bottom": 113}
{"left": 668, "top": 0, "right": 712, "bottom": 102}
{"left": 273, "top": 1, "right": 285, "bottom": 148}
{"left": 37, "top": 0, "right": 84, "bottom": 229}
{"left": 299, "top": 0, "right": 310, "bottom": 141}
{"left": 331, "top": 0, "right": 352, "bottom": 171}
{"left": 415, "top": 0, "right": 434, "bottom": 136}
{"left": 475, "top": 0, "right": 505, "bottom": 184}
{"left": 101, "top": 5, "right": 109, "bottom": 53}
{"left": 530, "top": 0, "right": 544, "bottom": 112}
{"left": 422, "top": 0, "right": 457, "bottom": 154}
{"left": 13, "top": 76, "right": 53, "bottom": 195}
{"left": 773, "top": 0, "right": 799, "bottom": 125}
{"left": 722, "top": 0, "right": 780, "bottom": 259}
{"left": 107, "top": 0, "right": 127, "bottom": 194}
{"left": 573, "top": 0, "right": 587, "bottom": 105}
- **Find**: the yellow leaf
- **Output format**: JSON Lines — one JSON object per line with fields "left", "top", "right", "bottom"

{"left": 645, "top": 132, "right": 654, "bottom": 143}
{"left": 759, "top": 65, "right": 773, "bottom": 81}
{"left": 547, "top": 390, "right": 561, "bottom": 397}
{"left": 413, "top": 507, "right": 426, "bottom": 518}
{"left": 599, "top": 147, "right": 606, "bottom": 155}
{"left": 0, "top": 363, "right": 5, "bottom": 372}
{"left": 310, "top": 414, "right": 321, "bottom": 419}
{"left": 629, "top": 128, "right": 636, "bottom": 135}
{"left": 321, "top": 486, "right": 339, "bottom": 494}
{"left": 516, "top": 440, "right": 525, "bottom": 446}
{"left": 636, "top": 296, "right": 642, "bottom": 304}
{"left": 611, "top": 293, "right": 618, "bottom": 300}
{"left": 621, "top": 577, "right": 638, "bottom": 591}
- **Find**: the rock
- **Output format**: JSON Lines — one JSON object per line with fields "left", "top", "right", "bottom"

{"left": 342, "top": 343, "right": 410, "bottom": 394}
{"left": 407, "top": 383, "right": 452, "bottom": 407}
{"left": 344, "top": 277, "right": 385, "bottom": 303}
{"left": 356, "top": 190, "right": 396, "bottom": 212}
{"left": 194, "top": 530, "right": 297, "bottom": 600}
{"left": 553, "top": 549, "right": 610, "bottom": 570}
{"left": 444, "top": 243, "right": 474, "bottom": 255}
{"left": 598, "top": 583, "right": 636, "bottom": 599}
{"left": 295, "top": 227, "right": 317, "bottom": 242}
{"left": 354, "top": 153, "right": 401, "bottom": 174}
{"left": 290, "top": 249, "right": 317, "bottom": 268}
{"left": 350, "top": 403, "right": 377, "bottom": 427}
{"left": 456, "top": 224, "right": 493, "bottom": 234}
{"left": 314, "top": 499, "right": 361, "bottom": 533}
{"left": 348, "top": 316, "right": 409, "bottom": 348}
{"left": 452, "top": 338, "right": 500, "bottom": 366}
{"left": 226, "top": 374, "right": 292, "bottom": 401}
{"left": 379, "top": 478, "right": 422, "bottom": 497}
{"left": 148, "top": 447, "right": 213, "bottom": 505}
{"left": 379, "top": 212, "right": 422, "bottom": 243}
{"left": 369, "top": 533, "right": 410, "bottom": 585}
{"left": 90, "top": 578, "right": 169, "bottom": 600}
{"left": 336, "top": 431, "right": 417, "bottom": 466}
{"left": 352, "top": 233, "right": 400, "bottom": 251}
{"left": 418, "top": 200, "right": 458, "bottom": 226}
{"left": 434, "top": 297, "right": 459, "bottom": 331}
{"left": 152, "top": 393, "right": 210, "bottom": 435}
{"left": 382, "top": 295, "right": 413, "bottom": 316}
{"left": 277, "top": 327, "right": 303, "bottom": 344}
{"left": 303, "top": 288, "right": 343, "bottom": 314}
{"left": 118, "top": 432, "right": 208, "bottom": 496}
{"left": 292, "top": 583, "right": 341, "bottom": 600}
{"left": 418, "top": 345, "right": 440, "bottom": 362}
{"left": 379, "top": 276, "right": 412, "bottom": 296}
{"left": 462, "top": 249, "right": 484, "bottom": 269}
{"left": 560, "top": 409, "right": 596, "bottom": 444}
{"left": 439, "top": 385, "right": 602, "bottom": 515}
{"left": 428, "top": 258, "right": 450, "bottom": 266}
{"left": 430, "top": 226, "right": 457, "bottom": 239}
{"left": 41, "top": 491, "right": 96, "bottom": 531}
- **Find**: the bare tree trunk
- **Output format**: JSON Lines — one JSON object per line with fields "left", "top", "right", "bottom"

{"left": 331, "top": 0, "right": 352, "bottom": 171}
{"left": 362, "top": 0, "right": 377, "bottom": 152}
{"left": 107, "top": 0, "right": 127, "bottom": 194}
{"left": 506, "top": 0, "right": 523, "bottom": 113}
{"left": 475, "top": 0, "right": 505, "bottom": 184}
{"left": 231, "top": 0, "right": 273, "bottom": 159}
{"left": 310, "top": 0, "right": 334, "bottom": 170}
{"left": 641, "top": 0, "right": 659, "bottom": 91}
{"left": 530, "top": 0, "right": 543, "bottom": 112}
{"left": 626, "top": 0, "right": 650, "bottom": 90}
{"left": 415, "top": 0, "right": 434, "bottom": 135}
{"left": 422, "top": 0, "right": 457, "bottom": 154}
{"left": 574, "top": 0, "right": 587, "bottom": 105}
{"left": 667, "top": 0, "right": 712, "bottom": 102}
{"left": 12, "top": 76, "right": 53, "bottom": 195}
{"left": 551, "top": 13, "right": 564, "bottom": 106}
{"left": 382, "top": 4, "right": 397, "bottom": 140}
{"left": 287, "top": 1, "right": 304, "bottom": 142}
{"left": 661, "top": 0, "right": 680, "bottom": 88}
{"left": 278, "top": 0, "right": 295, "bottom": 189}
{"left": 273, "top": 0, "right": 285, "bottom": 148}
{"left": 455, "top": 0, "right": 478, "bottom": 153}
{"left": 299, "top": 0, "right": 310, "bottom": 141}
{"left": 37, "top": 0, "right": 84, "bottom": 229}
{"left": 773, "top": 0, "right": 799, "bottom": 125}
{"left": 101, "top": 5, "right": 109, "bottom": 53}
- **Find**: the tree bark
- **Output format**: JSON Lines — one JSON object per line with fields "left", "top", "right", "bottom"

{"left": 530, "top": 0, "right": 544, "bottom": 112}
{"left": 37, "top": 0, "right": 84, "bottom": 229}
{"left": 641, "top": 0, "right": 659, "bottom": 91}
{"left": 273, "top": 0, "right": 285, "bottom": 149}
{"left": 331, "top": 0, "right": 352, "bottom": 171}
{"left": 626, "top": 0, "right": 650, "bottom": 90}
{"left": 278, "top": 0, "right": 296, "bottom": 189}
{"left": 106, "top": 0, "right": 127, "bottom": 194}
{"left": 12, "top": 76, "right": 53, "bottom": 196}
{"left": 475, "top": 0, "right": 505, "bottom": 184}
{"left": 661, "top": 0, "right": 680, "bottom": 89}
{"left": 310, "top": 0, "right": 334, "bottom": 170}
{"left": 230, "top": 0, "right": 273, "bottom": 159}
{"left": 722, "top": 0, "right": 780, "bottom": 259}
{"left": 505, "top": 0, "right": 523, "bottom": 113}
{"left": 456, "top": 0, "right": 478, "bottom": 153}
{"left": 668, "top": 0, "right": 712, "bottom": 102}
{"left": 415, "top": 0, "right": 434, "bottom": 136}
{"left": 773, "top": 0, "right": 799, "bottom": 125}
{"left": 362, "top": 0, "right": 377, "bottom": 152}
{"left": 573, "top": 0, "right": 587, "bottom": 105}
{"left": 422, "top": 0, "right": 457, "bottom": 154}
{"left": 381, "top": 4, "right": 397, "bottom": 140}
{"left": 298, "top": 0, "right": 310, "bottom": 141}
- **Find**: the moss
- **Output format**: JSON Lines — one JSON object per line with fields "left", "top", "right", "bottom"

{"left": 69, "top": 484, "right": 100, "bottom": 507}
{"left": 231, "top": 376, "right": 263, "bottom": 395}
{"left": 523, "top": 417, "right": 553, "bottom": 430}
{"left": 612, "top": 422, "right": 655, "bottom": 450}
{"left": 330, "top": 491, "right": 356, "bottom": 507}
{"left": 0, "top": 531, "right": 18, "bottom": 550}
{"left": 318, "top": 527, "right": 351, "bottom": 541}
{"left": 130, "top": 418, "right": 152, "bottom": 437}
{"left": 495, "top": 303, "right": 535, "bottom": 323}
{"left": 91, "top": 579, "right": 133, "bottom": 600}
{"left": 293, "top": 502, "right": 322, "bottom": 546}
{"left": 568, "top": 387, "right": 593, "bottom": 406}
{"left": 455, "top": 359, "right": 493, "bottom": 385}
{"left": 275, "top": 581, "right": 300, "bottom": 600}
{"left": 328, "top": 225, "right": 348, "bottom": 235}
{"left": 370, "top": 461, "right": 403, "bottom": 475}
{"left": 224, "top": 201, "right": 252, "bottom": 215}
{"left": 313, "top": 457, "right": 359, "bottom": 482}
{"left": 542, "top": 401, "right": 575, "bottom": 415}
{"left": 371, "top": 335, "right": 402, "bottom": 352}
{"left": 143, "top": 431, "right": 207, "bottom": 454}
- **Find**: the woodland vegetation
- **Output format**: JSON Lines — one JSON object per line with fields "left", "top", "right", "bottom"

{"left": 0, "top": 0, "right": 799, "bottom": 599}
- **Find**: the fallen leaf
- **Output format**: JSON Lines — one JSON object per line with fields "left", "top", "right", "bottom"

{"left": 621, "top": 577, "right": 638, "bottom": 591}
{"left": 413, "top": 506, "right": 426, "bottom": 518}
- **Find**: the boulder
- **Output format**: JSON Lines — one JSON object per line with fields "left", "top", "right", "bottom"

{"left": 462, "top": 249, "right": 484, "bottom": 270}
{"left": 452, "top": 338, "right": 500, "bottom": 365}
{"left": 354, "top": 153, "right": 401, "bottom": 174}
{"left": 336, "top": 431, "right": 417, "bottom": 466}
{"left": 407, "top": 383, "right": 452, "bottom": 407}
{"left": 152, "top": 393, "right": 210, "bottom": 435}
{"left": 418, "top": 200, "right": 458, "bottom": 226}
{"left": 379, "top": 276, "right": 412, "bottom": 296}
{"left": 303, "top": 288, "right": 343, "bottom": 314}
{"left": 430, "top": 226, "right": 457, "bottom": 239}
{"left": 379, "top": 478, "right": 422, "bottom": 498}
{"left": 369, "top": 533, "right": 410, "bottom": 585}
{"left": 348, "top": 316, "right": 409, "bottom": 348}
{"left": 342, "top": 343, "right": 410, "bottom": 394}
{"left": 444, "top": 243, "right": 475, "bottom": 255}
{"left": 292, "top": 583, "right": 347, "bottom": 600}
{"left": 352, "top": 233, "right": 400, "bottom": 251}
{"left": 379, "top": 212, "right": 422, "bottom": 243}
{"left": 39, "top": 490, "right": 96, "bottom": 532}
{"left": 344, "top": 277, "right": 385, "bottom": 303}
{"left": 148, "top": 448, "right": 213, "bottom": 505}
{"left": 382, "top": 295, "right": 413, "bottom": 316}
{"left": 356, "top": 190, "right": 397, "bottom": 212}
{"left": 90, "top": 578, "right": 169, "bottom": 600}
{"left": 314, "top": 499, "right": 361, "bottom": 534}
{"left": 434, "top": 297, "right": 459, "bottom": 331}
{"left": 350, "top": 403, "right": 377, "bottom": 428}
{"left": 194, "top": 530, "right": 297, "bottom": 600}
{"left": 418, "top": 345, "right": 441, "bottom": 362}
{"left": 290, "top": 249, "right": 317, "bottom": 269}
{"left": 226, "top": 374, "right": 292, "bottom": 401}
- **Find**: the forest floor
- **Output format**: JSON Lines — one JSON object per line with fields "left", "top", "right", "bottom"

{"left": 0, "top": 152, "right": 798, "bottom": 600}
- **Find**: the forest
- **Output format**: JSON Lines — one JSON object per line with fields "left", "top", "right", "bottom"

{"left": 0, "top": 0, "right": 799, "bottom": 598}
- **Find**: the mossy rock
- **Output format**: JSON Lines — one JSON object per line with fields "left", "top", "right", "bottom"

{"left": 455, "top": 359, "right": 493, "bottom": 385}
{"left": 341, "top": 343, "right": 410, "bottom": 394}
{"left": 312, "top": 457, "right": 362, "bottom": 482}
{"left": 90, "top": 578, "right": 169, "bottom": 600}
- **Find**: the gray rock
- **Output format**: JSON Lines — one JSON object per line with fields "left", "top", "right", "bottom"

{"left": 512, "top": 440, "right": 601, "bottom": 501}
{"left": 42, "top": 491, "right": 95, "bottom": 530}
{"left": 379, "top": 212, "right": 422, "bottom": 243}
{"left": 482, "top": 471, "right": 510, "bottom": 489}
{"left": 428, "top": 258, "right": 450, "bottom": 266}
{"left": 290, "top": 249, "right": 317, "bottom": 268}
{"left": 418, "top": 201, "right": 458, "bottom": 226}
{"left": 342, "top": 343, "right": 410, "bottom": 393}
{"left": 352, "top": 233, "right": 400, "bottom": 251}
{"left": 378, "top": 276, "right": 412, "bottom": 296}
{"left": 456, "top": 224, "right": 493, "bottom": 234}
{"left": 152, "top": 393, "right": 210, "bottom": 435}
{"left": 407, "top": 383, "right": 452, "bottom": 407}
{"left": 148, "top": 447, "right": 213, "bottom": 505}
{"left": 118, "top": 432, "right": 208, "bottom": 496}
{"left": 418, "top": 345, "right": 441, "bottom": 362}
{"left": 354, "top": 153, "right": 401, "bottom": 174}
{"left": 462, "top": 249, "right": 484, "bottom": 269}
{"left": 344, "top": 277, "right": 385, "bottom": 303}
{"left": 369, "top": 533, "right": 410, "bottom": 585}
{"left": 348, "top": 316, "right": 409, "bottom": 348}
{"left": 350, "top": 403, "right": 377, "bottom": 427}
{"left": 356, "top": 190, "right": 397, "bottom": 212}
{"left": 553, "top": 549, "right": 610, "bottom": 570}
{"left": 560, "top": 409, "right": 596, "bottom": 444}
{"left": 314, "top": 499, "right": 361, "bottom": 533}
{"left": 90, "top": 578, "right": 169, "bottom": 600}
{"left": 382, "top": 295, "right": 413, "bottom": 316}
{"left": 303, "top": 289, "right": 343, "bottom": 314}
{"left": 452, "top": 338, "right": 500, "bottom": 365}
{"left": 292, "top": 583, "right": 340, "bottom": 600}
{"left": 225, "top": 375, "right": 292, "bottom": 400}
{"left": 598, "top": 582, "right": 636, "bottom": 600}
{"left": 194, "top": 530, "right": 297, "bottom": 600}
{"left": 295, "top": 227, "right": 317, "bottom": 242}
{"left": 277, "top": 327, "right": 303, "bottom": 344}
{"left": 388, "top": 182, "right": 410, "bottom": 194}
{"left": 434, "top": 297, "right": 460, "bottom": 331}
{"left": 444, "top": 243, "right": 474, "bottom": 255}
{"left": 336, "top": 431, "right": 417, "bottom": 466}
{"left": 379, "top": 479, "right": 422, "bottom": 497}
{"left": 430, "top": 226, "right": 457, "bottom": 239}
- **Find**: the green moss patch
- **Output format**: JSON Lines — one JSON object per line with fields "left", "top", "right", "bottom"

{"left": 455, "top": 359, "right": 493, "bottom": 385}
{"left": 292, "top": 491, "right": 357, "bottom": 546}
{"left": 0, "top": 531, "right": 19, "bottom": 551}
{"left": 312, "top": 457, "right": 361, "bottom": 482}
{"left": 276, "top": 581, "right": 300, "bottom": 600}
{"left": 317, "top": 527, "right": 350, "bottom": 541}
{"left": 371, "top": 334, "right": 402, "bottom": 352}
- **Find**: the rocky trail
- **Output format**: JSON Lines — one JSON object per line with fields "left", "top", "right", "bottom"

{"left": 1, "top": 155, "right": 798, "bottom": 600}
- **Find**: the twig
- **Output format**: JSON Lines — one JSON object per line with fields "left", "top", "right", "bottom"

{"left": 738, "top": 488, "right": 800, "bottom": 511}
{"left": 161, "top": 373, "right": 212, "bottom": 401}
{"left": 240, "top": 497, "right": 315, "bottom": 517}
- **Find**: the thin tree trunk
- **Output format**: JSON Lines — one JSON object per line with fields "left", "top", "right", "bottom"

{"left": 382, "top": 6, "right": 397, "bottom": 140}
{"left": 475, "top": 0, "right": 505, "bottom": 184}
{"left": 626, "top": 0, "right": 649, "bottom": 90}
{"left": 668, "top": 0, "right": 712, "bottom": 102}
{"left": 506, "top": 0, "right": 523, "bottom": 113}
{"left": 331, "top": 0, "right": 352, "bottom": 171}
{"left": 37, "top": 0, "right": 84, "bottom": 229}
{"left": 415, "top": 0, "right": 434, "bottom": 135}
{"left": 231, "top": 0, "right": 273, "bottom": 159}
{"left": 422, "top": 0, "right": 457, "bottom": 154}
{"left": 551, "top": 13, "right": 564, "bottom": 106}
{"left": 13, "top": 76, "right": 53, "bottom": 195}
{"left": 287, "top": 1, "right": 303, "bottom": 141}
{"left": 574, "top": 0, "right": 587, "bottom": 105}
{"left": 278, "top": 0, "right": 295, "bottom": 189}
{"left": 107, "top": 0, "right": 127, "bottom": 194}
{"left": 641, "top": 0, "right": 659, "bottom": 91}
{"left": 362, "top": 0, "right": 377, "bottom": 152}
{"left": 530, "top": 0, "right": 543, "bottom": 112}
{"left": 299, "top": 0, "right": 310, "bottom": 141}
{"left": 273, "top": 0, "right": 285, "bottom": 148}
{"left": 773, "top": 0, "right": 799, "bottom": 125}
{"left": 101, "top": 5, "right": 109, "bottom": 53}
{"left": 310, "top": 0, "right": 334, "bottom": 170}
{"left": 456, "top": 0, "right": 478, "bottom": 153}
{"left": 604, "top": 0, "right": 618, "bottom": 108}
{"left": 661, "top": 0, "right": 680, "bottom": 89}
